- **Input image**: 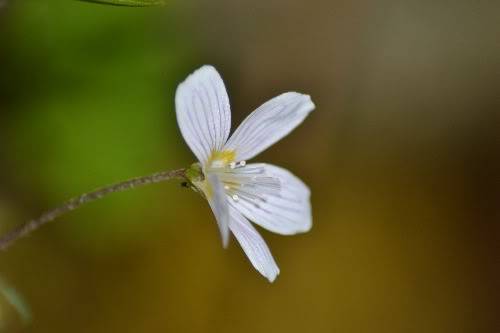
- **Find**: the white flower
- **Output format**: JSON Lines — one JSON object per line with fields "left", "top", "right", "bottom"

{"left": 175, "top": 65, "right": 314, "bottom": 282}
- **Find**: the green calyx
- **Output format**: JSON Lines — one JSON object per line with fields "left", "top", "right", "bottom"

{"left": 185, "top": 162, "right": 204, "bottom": 185}
{"left": 184, "top": 162, "right": 206, "bottom": 198}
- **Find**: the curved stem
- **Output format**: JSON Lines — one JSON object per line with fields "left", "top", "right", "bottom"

{"left": 0, "top": 168, "right": 186, "bottom": 251}
{"left": 76, "top": 0, "right": 166, "bottom": 7}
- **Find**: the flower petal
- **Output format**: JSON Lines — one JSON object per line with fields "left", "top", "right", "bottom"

{"left": 206, "top": 174, "right": 230, "bottom": 248}
{"left": 175, "top": 65, "right": 231, "bottom": 164}
{"left": 229, "top": 205, "right": 280, "bottom": 282}
{"left": 229, "top": 163, "right": 312, "bottom": 235}
{"left": 224, "top": 92, "right": 314, "bottom": 161}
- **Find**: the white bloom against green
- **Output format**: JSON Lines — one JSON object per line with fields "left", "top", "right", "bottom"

{"left": 176, "top": 65, "right": 314, "bottom": 282}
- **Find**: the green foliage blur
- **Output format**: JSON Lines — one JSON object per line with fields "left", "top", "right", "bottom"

{"left": 0, "top": 0, "right": 498, "bottom": 332}
{"left": 0, "top": 0, "right": 195, "bottom": 245}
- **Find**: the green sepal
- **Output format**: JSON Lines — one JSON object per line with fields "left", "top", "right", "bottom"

{"left": 185, "top": 162, "right": 204, "bottom": 184}
{"left": 184, "top": 162, "right": 205, "bottom": 197}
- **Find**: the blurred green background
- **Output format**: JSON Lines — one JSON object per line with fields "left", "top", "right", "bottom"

{"left": 0, "top": 0, "right": 499, "bottom": 332}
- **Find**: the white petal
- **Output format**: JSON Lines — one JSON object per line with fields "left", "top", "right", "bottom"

{"left": 224, "top": 92, "right": 314, "bottom": 161}
{"left": 206, "top": 174, "right": 230, "bottom": 248}
{"left": 175, "top": 65, "right": 231, "bottom": 164}
{"left": 229, "top": 205, "right": 280, "bottom": 282}
{"left": 229, "top": 164, "right": 312, "bottom": 235}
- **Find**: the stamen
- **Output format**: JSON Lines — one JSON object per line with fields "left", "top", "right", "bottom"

{"left": 208, "top": 162, "right": 281, "bottom": 206}
{"left": 228, "top": 160, "right": 247, "bottom": 169}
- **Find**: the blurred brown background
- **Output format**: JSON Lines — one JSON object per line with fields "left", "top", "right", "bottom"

{"left": 0, "top": 0, "right": 499, "bottom": 332}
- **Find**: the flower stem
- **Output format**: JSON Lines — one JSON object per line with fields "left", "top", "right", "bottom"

{"left": 0, "top": 168, "right": 186, "bottom": 251}
{"left": 76, "top": 0, "right": 166, "bottom": 7}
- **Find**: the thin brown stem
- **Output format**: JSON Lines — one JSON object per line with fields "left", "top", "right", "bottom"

{"left": 0, "top": 168, "right": 187, "bottom": 251}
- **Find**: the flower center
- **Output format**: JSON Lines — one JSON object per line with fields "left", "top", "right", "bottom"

{"left": 193, "top": 151, "right": 281, "bottom": 205}
{"left": 207, "top": 150, "right": 236, "bottom": 169}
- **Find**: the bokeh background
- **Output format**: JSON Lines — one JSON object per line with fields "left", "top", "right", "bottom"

{"left": 0, "top": 0, "right": 499, "bottom": 332}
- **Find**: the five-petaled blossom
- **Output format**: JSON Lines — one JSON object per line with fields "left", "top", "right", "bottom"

{"left": 176, "top": 65, "right": 314, "bottom": 282}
